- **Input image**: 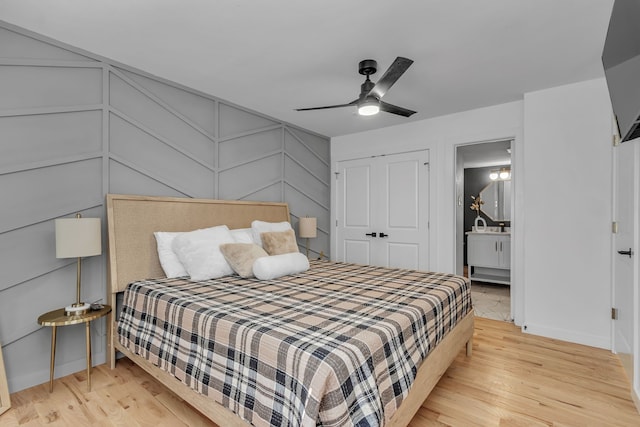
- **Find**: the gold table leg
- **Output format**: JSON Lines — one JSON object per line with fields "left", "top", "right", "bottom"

{"left": 49, "top": 325, "right": 56, "bottom": 393}
{"left": 85, "top": 322, "right": 91, "bottom": 392}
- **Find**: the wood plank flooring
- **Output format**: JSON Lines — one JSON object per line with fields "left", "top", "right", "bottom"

{"left": 1, "top": 318, "right": 639, "bottom": 426}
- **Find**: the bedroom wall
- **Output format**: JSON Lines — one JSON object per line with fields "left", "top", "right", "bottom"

{"left": 331, "top": 101, "right": 524, "bottom": 275}
{"left": 332, "top": 78, "right": 614, "bottom": 350}
{"left": 0, "top": 23, "right": 330, "bottom": 393}
{"left": 522, "top": 79, "right": 613, "bottom": 348}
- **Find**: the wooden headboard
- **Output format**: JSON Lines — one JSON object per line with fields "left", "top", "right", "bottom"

{"left": 105, "top": 194, "right": 291, "bottom": 294}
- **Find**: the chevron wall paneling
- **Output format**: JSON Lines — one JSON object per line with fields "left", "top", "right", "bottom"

{"left": 284, "top": 129, "right": 330, "bottom": 257}
{"left": 0, "top": 23, "right": 330, "bottom": 393}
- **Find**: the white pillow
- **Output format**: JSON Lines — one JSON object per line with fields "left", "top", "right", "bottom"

{"left": 253, "top": 252, "right": 309, "bottom": 280}
{"left": 153, "top": 231, "right": 188, "bottom": 278}
{"left": 230, "top": 227, "right": 255, "bottom": 244}
{"left": 251, "top": 220, "right": 292, "bottom": 248}
{"left": 171, "top": 225, "right": 235, "bottom": 281}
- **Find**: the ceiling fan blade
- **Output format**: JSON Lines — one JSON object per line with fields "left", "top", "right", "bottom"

{"left": 296, "top": 99, "right": 358, "bottom": 111}
{"left": 368, "top": 57, "right": 413, "bottom": 99}
{"left": 379, "top": 100, "right": 417, "bottom": 117}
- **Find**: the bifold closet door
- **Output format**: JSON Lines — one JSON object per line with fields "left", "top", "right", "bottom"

{"left": 335, "top": 150, "right": 429, "bottom": 270}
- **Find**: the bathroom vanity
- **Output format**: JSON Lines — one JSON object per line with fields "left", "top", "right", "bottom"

{"left": 466, "top": 230, "right": 511, "bottom": 285}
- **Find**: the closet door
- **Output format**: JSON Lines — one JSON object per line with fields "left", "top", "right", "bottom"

{"left": 336, "top": 150, "right": 429, "bottom": 270}
{"left": 335, "top": 157, "right": 375, "bottom": 265}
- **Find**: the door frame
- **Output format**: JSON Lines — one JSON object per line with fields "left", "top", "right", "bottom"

{"left": 611, "top": 137, "right": 640, "bottom": 411}
{"left": 454, "top": 138, "right": 517, "bottom": 322}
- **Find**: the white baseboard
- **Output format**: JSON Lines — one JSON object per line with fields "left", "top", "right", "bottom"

{"left": 522, "top": 322, "right": 610, "bottom": 349}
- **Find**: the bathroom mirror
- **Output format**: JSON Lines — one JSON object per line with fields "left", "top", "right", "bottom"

{"left": 480, "top": 180, "right": 511, "bottom": 221}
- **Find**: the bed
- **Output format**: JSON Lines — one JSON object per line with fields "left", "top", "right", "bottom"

{"left": 106, "top": 194, "right": 474, "bottom": 427}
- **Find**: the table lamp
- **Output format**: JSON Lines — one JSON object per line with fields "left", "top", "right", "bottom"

{"left": 298, "top": 217, "right": 317, "bottom": 258}
{"left": 55, "top": 214, "right": 102, "bottom": 316}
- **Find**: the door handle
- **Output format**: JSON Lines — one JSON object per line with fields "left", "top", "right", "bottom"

{"left": 365, "top": 232, "right": 377, "bottom": 237}
{"left": 379, "top": 232, "right": 389, "bottom": 238}
{"left": 618, "top": 248, "right": 634, "bottom": 258}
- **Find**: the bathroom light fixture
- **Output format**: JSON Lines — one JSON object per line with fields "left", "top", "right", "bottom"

{"left": 489, "top": 167, "right": 511, "bottom": 181}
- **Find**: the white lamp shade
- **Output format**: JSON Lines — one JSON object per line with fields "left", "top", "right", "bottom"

{"left": 299, "top": 217, "right": 317, "bottom": 238}
{"left": 55, "top": 217, "right": 102, "bottom": 258}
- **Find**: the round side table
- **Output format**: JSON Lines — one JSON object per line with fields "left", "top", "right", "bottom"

{"left": 37, "top": 305, "right": 111, "bottom": 392}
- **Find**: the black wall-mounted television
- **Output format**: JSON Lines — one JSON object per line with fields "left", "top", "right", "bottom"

{"left": 602, "top": 0, "right": 640, "bottom": 142}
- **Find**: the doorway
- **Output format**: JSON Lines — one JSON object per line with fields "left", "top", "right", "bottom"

{"left": 456, "top": 139, "right": 513, "bottom": 322}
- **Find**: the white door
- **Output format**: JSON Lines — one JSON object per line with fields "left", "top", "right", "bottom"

{"left": 612, "top": 139, "right": 638, "bottom": 385}
{"left": 336, "top": 150, "right": 429, "bottom": 270}
{"left": 336, "top": 157, "right": 375, "bottom": 266}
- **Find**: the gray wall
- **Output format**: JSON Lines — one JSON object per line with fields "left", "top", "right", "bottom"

{"left": 0, "top": 23, "right": 330, "bottom": 392}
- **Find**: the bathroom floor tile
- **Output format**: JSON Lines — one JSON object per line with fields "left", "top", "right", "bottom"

{"left": 470, "top": 281, "right": 511, "bottom": 322}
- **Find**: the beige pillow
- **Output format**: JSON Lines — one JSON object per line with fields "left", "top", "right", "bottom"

{"left": 219, "top": 243, "right": 268, "bottom": 278}
{"left": 261, "top": 229, "right": 299, "bottom": 255}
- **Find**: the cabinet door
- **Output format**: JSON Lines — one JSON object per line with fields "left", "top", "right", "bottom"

{"left": 467, "top": 235, "right": 499, "bottom": 268}
{"left": 498, "top": 236, "right": 511, "bottom": 268}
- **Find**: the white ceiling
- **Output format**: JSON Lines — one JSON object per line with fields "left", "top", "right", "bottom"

{"left": 0, "top": 0, "right": 614, "bottom": 138}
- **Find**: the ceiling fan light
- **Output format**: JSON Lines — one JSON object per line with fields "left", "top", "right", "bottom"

{"left": 358, "top": 98, "right": 380, "bottom": 116}
{"left": 489, "top": 170, "right": 499, "bottom": 180}
{"left": 499, "top": 169, "right": 510, "bottom": 180}
{"left": 358, "top": 105, "right": 380, "bottom": 116}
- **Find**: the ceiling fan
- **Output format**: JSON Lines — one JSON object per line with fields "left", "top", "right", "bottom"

{"left": 296, "top": 57, "right": 417, "bottom": 117}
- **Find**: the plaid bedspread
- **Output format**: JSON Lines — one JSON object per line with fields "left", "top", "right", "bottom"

{"left": 117, "top": 260, "right": 471, "bottom": 427}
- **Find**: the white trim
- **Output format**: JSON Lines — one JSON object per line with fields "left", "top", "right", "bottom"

{"left": 524, "top": 322, "right": 610, "bottom": 350}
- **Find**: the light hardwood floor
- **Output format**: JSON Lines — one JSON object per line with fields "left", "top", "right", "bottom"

{"left": 1, "top": 318, "right": 639, "bottom": 426}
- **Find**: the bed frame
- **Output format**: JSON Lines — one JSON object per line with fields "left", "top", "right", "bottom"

{"left": 106, "top": 193, "right": 474, "bottom": 427}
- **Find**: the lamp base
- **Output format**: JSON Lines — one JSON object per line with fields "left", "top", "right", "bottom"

{"left": 65, "top": 302, "right": 90, "bottom": 316}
